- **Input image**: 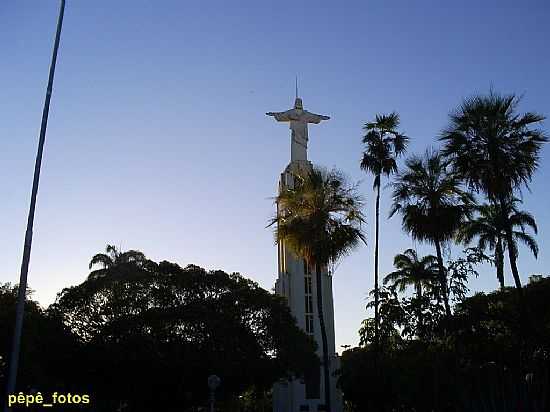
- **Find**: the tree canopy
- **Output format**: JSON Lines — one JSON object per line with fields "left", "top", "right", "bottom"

{"left": 1, "top": 251, "right": 318, "bottom": 412}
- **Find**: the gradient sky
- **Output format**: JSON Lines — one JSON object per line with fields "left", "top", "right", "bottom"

{"left": 1, "top": 0, "right": 549, "bottom": 350}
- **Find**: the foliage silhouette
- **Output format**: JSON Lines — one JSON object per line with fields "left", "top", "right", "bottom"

{"left": 1, "top": 249, "right": 319, "bottom": 412}
{"left": 383, "top": 249, "right": 439, "bottom": 338}
{"left": 457, "top": 199, "right": 538, "bottom": 289}
{"left": 340, "top": 276, "right": 550, "bottom": 411}
{"left": 390, "top": 149, "right": 474, "bottom": 317}
{"left": 440, "top": 92, "right": 547, "bottom": 289}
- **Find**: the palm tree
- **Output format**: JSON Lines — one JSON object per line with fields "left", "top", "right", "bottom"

{"left": 458, "top": 203, "right": 506, "bottom": 288}
{"left": 457, "top": 199, "right": 538, "bottom": 289}
{"left": 360, "top": 112, "right": 408, "bottom": 348}
{"left": 270, "top": 166, "right": 366, "bottom": 412}
{"left": 383, "top": 249, "right": 438, "bottom": 336}
{"left": 440, "top": 92, "right": 547, "bottom": 289}
{"left": 390, "top": 150, "right": 474, "bottom": 317}
{"left": 384, "top": 249, "right": 438, "bottom": 295}
{"left": 88, "top": 244, "right": 148, "bottom": 280}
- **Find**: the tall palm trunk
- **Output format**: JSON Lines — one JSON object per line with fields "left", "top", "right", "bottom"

{"left": 415, "top": 284, "right": 424, "bottom": 339}
{"left": 497, "top": 196, "right": 528, "bottom": 350}
{"left": 495, "top": 236, "right": 505, "bottom": 289}
{"left": 504, "top": 226, "right": 522, "bottom": 290}
{"left": 498, "top": 196, "right": 523, "bottom": 292}
{"left": 373, "top": 179, "right": 381, "bottom": 351}
{"left": 315, "top": 263, "right": 332, "bottom": 412}
{"left": 434, "top": 239, "right": 451, "bottom": 317}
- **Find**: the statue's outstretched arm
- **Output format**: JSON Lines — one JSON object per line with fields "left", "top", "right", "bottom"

{"left": 303, "top": 111, "right": 330, "bottom": 124}
{"left": 266, "top": 109, "right": 295, "bottom": 122}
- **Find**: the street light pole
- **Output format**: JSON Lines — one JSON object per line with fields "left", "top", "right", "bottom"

{"left": 4, "top": 1, "right": 66, "bottom": 410}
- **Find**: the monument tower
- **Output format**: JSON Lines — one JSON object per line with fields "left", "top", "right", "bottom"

{"left": 267, "top": 97, "right": 343, "bottom": 412}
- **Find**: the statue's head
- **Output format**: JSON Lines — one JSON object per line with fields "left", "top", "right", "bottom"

{"left": 294, "top": 97, "right": 303, "bottom": 110}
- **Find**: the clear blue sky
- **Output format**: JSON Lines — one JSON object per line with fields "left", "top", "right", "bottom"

{"left": 1, "top": 0, "right": 549, "bottom": 349}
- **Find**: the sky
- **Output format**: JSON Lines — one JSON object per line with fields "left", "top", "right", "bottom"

{"left": 1, "top": 0, "right": 549, "bottom": 350}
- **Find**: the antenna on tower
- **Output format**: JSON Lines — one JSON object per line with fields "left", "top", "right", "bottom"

{"left": 295, "top": 75, "right": 298, "bottom": 99}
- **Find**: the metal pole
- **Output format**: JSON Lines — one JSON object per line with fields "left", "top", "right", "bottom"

{"left": 4, "top": 1, "right": 65, "bottom": 410}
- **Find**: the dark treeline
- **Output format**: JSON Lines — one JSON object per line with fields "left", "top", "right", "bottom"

{"left": 339, "top": 275, "right": 550, "bottom": 411}
{"left": 0, "top": 245, "right": 318, "bottom": 411}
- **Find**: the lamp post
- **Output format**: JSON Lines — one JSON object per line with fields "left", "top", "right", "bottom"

{"left": 4, "top": 2, "right": 66, "bottom": 410}
{"left": 207, "top": 375, "right": 221, "bottom": 412}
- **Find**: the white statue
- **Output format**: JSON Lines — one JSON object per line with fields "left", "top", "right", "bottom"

{"left": 267, "top": 97, "right": 330, "bottom": 162}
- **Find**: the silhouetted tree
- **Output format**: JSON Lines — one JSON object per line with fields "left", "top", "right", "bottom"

{"left": 383, "top": 249, "right": 439, "bottom": 337}
{"left": 458, "top": 199, "right": 538, "bottom": 290}
{"left": 0, "top": 284, "right": 79, "bottom": 397}
{"left": 48, "top": 250, "right": 318, "bottom": 411}
{"left": 390, "top": 150, "right": 474, "bottom": 317}
{"left": 441, "top": 92, "right": 547, "bottom": 290}
{"left": 360, "top": 286, "right": 405, "bottom": 349}
{"left": 360, "top": 112, "right": 408, "bottom": 349}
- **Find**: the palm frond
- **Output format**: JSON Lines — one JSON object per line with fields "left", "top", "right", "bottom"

{"left": 509, "top": 209, "right": 538, "bottom": 234}
{"left": 390, "top": 149, "right": 474, "bottom": 245}
{"left": 513, "top": 231, "right": 539, "bottom": 258}
{"left": 360, "top": 112, "right": 409, "bottom": 188}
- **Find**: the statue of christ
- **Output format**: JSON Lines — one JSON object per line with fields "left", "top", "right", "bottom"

{"left": 267, "top": 97, "right": 330, "bottom": 162}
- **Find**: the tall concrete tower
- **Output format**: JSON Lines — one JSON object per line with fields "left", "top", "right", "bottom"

{"left": 267, "top": 97, "right": 343, "bottom": 412}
